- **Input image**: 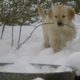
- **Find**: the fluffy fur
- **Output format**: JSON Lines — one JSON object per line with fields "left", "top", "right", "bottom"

{"left": 38, "top": 5, "right": 76, "bottom": 53}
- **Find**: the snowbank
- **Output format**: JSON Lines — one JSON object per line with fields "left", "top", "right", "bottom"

{"left": 0, "top": 15, "right": 80, "bottom": 75}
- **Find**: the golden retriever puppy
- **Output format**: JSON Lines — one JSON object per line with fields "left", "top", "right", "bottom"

{"left": 38, "top": 5, "right": 76, "bottom": 53}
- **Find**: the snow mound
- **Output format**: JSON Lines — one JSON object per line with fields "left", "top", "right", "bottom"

{"left": 0, "top": 15, "right": 80, "bottom": 75}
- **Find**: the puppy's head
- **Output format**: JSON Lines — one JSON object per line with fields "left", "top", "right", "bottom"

{"left": 48, "top": 5, "right": 75, "bottom": 26}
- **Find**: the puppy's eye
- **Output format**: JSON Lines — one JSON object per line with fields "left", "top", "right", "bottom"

{"left": 62, "top": 15, "right": 65, "bottom": 18}
{"left": 55, "top": 16, "right": 57, "bottom": 18}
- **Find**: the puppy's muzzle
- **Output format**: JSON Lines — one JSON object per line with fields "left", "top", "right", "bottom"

{"left": 57, "top": 21, "right": 63, "bottom": 26}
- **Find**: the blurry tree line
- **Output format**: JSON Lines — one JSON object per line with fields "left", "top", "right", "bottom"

{"left": 0, "top": 0, "right": 80, "bottom": 26}
{"left": 0, "top": 0, "right": 38, "bottom": 26}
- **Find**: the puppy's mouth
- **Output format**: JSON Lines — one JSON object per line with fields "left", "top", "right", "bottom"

{"left": 57, "top": 21, "right": 64, "bottom": 26}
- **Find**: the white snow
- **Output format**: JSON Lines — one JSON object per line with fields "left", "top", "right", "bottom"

{"left": 0, "top": 14, "right": 80, "bottom": 75}
{"left": 33, "top": 77, "right": 45, "bottom": 80}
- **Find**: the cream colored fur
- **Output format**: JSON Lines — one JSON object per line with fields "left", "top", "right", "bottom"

{"left": 38, "top": 5, "right": 76, "bottom": 53}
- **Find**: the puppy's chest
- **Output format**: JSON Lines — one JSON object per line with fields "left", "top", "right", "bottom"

{"left": 43, "top": 24, "right": 64, "bottom": 33}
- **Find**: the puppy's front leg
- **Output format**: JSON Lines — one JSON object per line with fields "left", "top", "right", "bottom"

{"left": 43, "top": 36, "right": 50, "bottom": 48}
{"left": 43, "top": 31, "right": 50, "bottom": 48}
{"left": 50, "top": 37, "right": 66, "bottom": 53}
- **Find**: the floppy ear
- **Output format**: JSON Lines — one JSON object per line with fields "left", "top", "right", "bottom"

{"left": 37, "top": 5, "right": 45, "bottom": 18}
{"left": 48, "top": 9, "right": 53, "bottom": 19}
{"left": 68, "top": 7, "right": 75, "bottom": 20}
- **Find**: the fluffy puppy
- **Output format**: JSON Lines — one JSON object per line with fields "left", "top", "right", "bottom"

{"left": 38, "top": 5, "right": 76, "bottom": 53}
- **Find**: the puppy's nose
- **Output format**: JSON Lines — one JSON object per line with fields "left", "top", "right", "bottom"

{"left": 57, "top": 21, "right": 63, "bottom": 26}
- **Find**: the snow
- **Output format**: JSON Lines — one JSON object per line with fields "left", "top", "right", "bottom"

{"left": 33, "top": 77, "right": 45, "bottom": 80}
{"left": 0, "top": 15, "right": 80, "bottom": 75}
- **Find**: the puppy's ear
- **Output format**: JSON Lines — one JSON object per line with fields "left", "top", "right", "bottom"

{"left": 68, "top": 7, "right": 75, "bottom": 20}
{"left": 48, "top": 9, "right": 53, "bottom": 19}
{"left": 37, "top": 5, "right": 45, "bottom": 18}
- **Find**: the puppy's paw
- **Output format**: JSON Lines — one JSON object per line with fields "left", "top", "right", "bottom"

{"left": 44, "top": 43, "right": 50, "bottom": 48}
{"left": 53, "top": 47, "right": 62, "bottom": 53}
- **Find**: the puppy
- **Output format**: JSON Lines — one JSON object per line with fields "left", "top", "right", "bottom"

{"left": 38, "top": 5, "right": 76, "bottom": 53}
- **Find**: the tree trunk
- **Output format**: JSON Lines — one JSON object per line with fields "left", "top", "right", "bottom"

{"left": 75, "top": 0, "right": 80, "bottom": 13}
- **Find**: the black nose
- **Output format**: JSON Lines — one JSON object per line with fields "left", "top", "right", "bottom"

{"left": 57, "top": 22, "right": 63, "bottom": 26}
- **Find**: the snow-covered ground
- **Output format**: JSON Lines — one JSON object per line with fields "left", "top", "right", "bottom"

{"left": 0, "top": 15, "right": 80, "bottom": 75}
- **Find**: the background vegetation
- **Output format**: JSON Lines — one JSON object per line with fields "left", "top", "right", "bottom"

{"left": 0, "top": 0, "right": 79, "bottom": 25}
